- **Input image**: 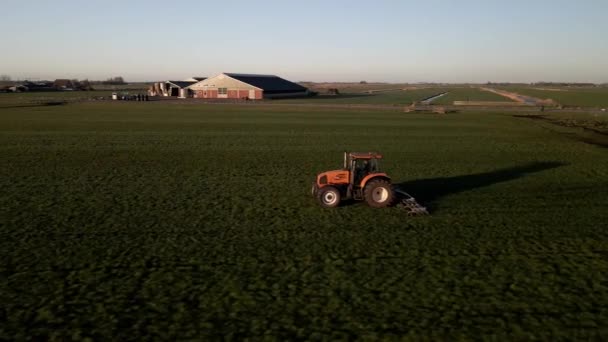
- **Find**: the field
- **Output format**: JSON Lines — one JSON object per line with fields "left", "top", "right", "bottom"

{"left": 2, "top": 98, "right": 608, "bottom": 339}
{"left": 497, "top": 86, "right": 608, "bottom": 107}
{"left": 432, "top": 87, "right": 515, "bottom": 105}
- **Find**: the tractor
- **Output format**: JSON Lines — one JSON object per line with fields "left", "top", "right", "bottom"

{"left": 312, "top": 152, "right": 395, "bottom": 208}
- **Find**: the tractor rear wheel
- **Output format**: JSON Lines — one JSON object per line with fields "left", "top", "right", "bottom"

{"left": 317, "top": 186, "right": 341, "bottom": 208}
{"left": 364, "top": 179, "right": 394, "bottom": 208}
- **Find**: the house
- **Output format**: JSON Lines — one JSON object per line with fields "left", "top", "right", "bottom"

{"left": 189, "top": 73, "right": 309, "bottom": 100}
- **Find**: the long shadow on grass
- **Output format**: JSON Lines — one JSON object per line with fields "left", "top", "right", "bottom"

{"left": 271, "top": 93, "right": 376, "bottom": 101}
{"left": 0, "top": 102, "right": 67, "bottom": 109}
{"left": 395, "top": 161, "right": 566, "bottom": 211}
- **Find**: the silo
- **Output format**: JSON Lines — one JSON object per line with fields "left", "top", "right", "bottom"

{"left": 178, "top": 88, "right": 188, "bottom": 99}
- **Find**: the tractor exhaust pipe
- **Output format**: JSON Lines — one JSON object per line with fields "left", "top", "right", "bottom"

{"left": 343, "top": 151, "right": 347, "bottom": 169}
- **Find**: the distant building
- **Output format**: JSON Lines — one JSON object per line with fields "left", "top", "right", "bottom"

{"left": 54, "top": 79, "right": 75, "bottom": 90}
{"left": 189, "top": 73, "right": 309, "bottom": 100}
{"left": 23, "top": 81, "right": 55, "bottom": 92}
{"left": 8, "top": 85, "right": 28, "bottom": 92}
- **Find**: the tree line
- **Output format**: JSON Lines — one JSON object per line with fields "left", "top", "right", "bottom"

{"left": 0, "top": 75, "right": 127, "bottom": 85}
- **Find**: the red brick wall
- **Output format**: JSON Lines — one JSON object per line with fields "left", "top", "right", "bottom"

{"left": 196, "top": 89, "right": 261, "bottom": 99}
{"left": 238, "top": 90, "right": 249, "bottom": 99}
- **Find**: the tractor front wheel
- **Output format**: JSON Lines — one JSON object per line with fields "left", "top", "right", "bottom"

{"left": 317, "top": 186, "right": 341, "bottom": 208}
{"left": 364, "top": 179, "right": 394, "bottom": 208}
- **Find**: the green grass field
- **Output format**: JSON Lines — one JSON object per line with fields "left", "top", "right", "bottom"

{"left": 2, "top": 101, "right": 608, "bottom": 339}
{"left": 498, "top": 87, "right": 608, "bottom": 107}
{"left": 432, "top": 87, "right": 515, "bottom": 105}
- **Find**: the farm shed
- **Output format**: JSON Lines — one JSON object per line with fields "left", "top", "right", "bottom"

{"left": 148, "top": 80, "right": 198, "bottom": 97}
{"left": 24, "top": 81, "right": 56, "bottom": 92}
{"left": 8, "top": 85, "right": 28, "bottom": 92}
{"left": 189, "top": 73, "right": 309, "bottom": 100}
{"left": 166, "top": 81, "right": 196, "bottom": 97}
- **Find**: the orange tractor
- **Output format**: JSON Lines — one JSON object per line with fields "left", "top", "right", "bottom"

{"left": 312, "top": 152, "right": 395, "bottom": 208}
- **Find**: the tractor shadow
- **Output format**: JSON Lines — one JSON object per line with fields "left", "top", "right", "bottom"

{"left": 273, "top": 93, "right": 375, "bottom": 101}
{"left": 395, "top": 161, "right": 566, "bottom": 212}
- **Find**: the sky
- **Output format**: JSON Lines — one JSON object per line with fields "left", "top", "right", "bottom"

{"left": 1, "top": 0, "right": 607, "bottom": 83}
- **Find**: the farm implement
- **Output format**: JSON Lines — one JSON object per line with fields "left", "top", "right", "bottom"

{"left": 393, "top": 188, "right": 429, "bottom": 216}
{"left": 312, "top": 152, "right": 428, "bottom": 216}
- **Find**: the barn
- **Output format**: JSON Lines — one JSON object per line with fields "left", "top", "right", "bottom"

{"left": 189, "top": 73, "right": 309, "bottom": 100}
{"left": 165, "top": 81, "right": 196, "bottom": 97}
{"left": 183, "top": 77, "right": 207, "bottom": 82}
{"left": 148, "top": 79, "right": 203, "bottom": 97}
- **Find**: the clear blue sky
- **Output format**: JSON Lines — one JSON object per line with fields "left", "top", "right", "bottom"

{"left": 1, "top": 0, "right": 607, "bottom": 83}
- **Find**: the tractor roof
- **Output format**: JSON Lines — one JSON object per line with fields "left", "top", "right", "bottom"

{"left": 349, "top": 152, "right": 383, "bottom": 159}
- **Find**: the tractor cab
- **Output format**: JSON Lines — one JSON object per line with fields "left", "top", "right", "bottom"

{"left": 348, "top": 152, "right": 382, "bottom": 185}
{"left": 312, "top": 152, "right": 394, "bottom": 208}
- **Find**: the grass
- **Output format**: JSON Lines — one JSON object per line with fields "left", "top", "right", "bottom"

{"left": 498, "top": 86, "right": 608, "bottom": 107}
{"left": 432, "top": 87, "right": 516, "bottom": 105}
{"left": 2, "top": 102, "right": 608, "bottom": 339}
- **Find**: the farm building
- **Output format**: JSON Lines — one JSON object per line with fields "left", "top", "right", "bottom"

{"left": 23, "top": 81, "right": 55, "bottom": 92}
{"left": 148, "top": 79, "right": 202, "bottom": 97}
{"left": 53, "top": 79, "right": 75, "bottom": 90}
{"left": 166, "top": 81, "right": 197, "bottom": 97}
{"left": 183, "top": 77, "right": 207, "bottom": 82}
{"left": 189, "top": 73, "right": 309, "bottom": 100}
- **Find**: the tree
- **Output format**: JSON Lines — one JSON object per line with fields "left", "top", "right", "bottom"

{"left": 0, "top": 75, "right": 11, "bottom": 81}
{"left": 103, "top": 76, "right": 126, "bottom": 85}
{"left": 79, "top": 79, "right": 93, "bottom": 91}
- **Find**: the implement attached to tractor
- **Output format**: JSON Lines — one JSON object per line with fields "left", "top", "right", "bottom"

{"left": 311, "top": 152, "right": 428, "bottom": 215}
